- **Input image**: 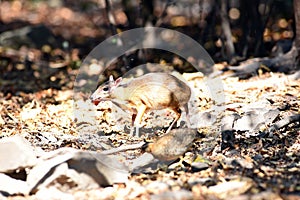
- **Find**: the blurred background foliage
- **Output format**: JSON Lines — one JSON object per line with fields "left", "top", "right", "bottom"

{"left": 0, "top": 0, "right": 296, "bottom": 93}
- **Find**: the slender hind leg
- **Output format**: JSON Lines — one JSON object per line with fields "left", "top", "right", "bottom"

{"left": 130, "top": 113, "right": 137, "bottom": 136}
{"left": 132, "top": 104, "right": 147, "bottom": 137}
{"left": 166, "top": 108, "right": 181, "bottom": 133}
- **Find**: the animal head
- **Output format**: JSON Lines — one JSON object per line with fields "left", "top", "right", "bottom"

{"left": 90, "top": 75, "right": 122, "bottom": 105}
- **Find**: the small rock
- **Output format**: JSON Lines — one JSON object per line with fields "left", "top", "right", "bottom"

{"left": 224, "top": 149, "right": 240, "bottom": 156}
{"left": 191, "top": 162, "right": 209, "bottom": 172}
{"left": 208, "top": 178, "right": 253, "bottom": 199}
{"left": 0, "top": 173, "right": 30, "bottom": 195}
{"left": 27, "top": 148, "right": 129, "bottom": 193}
{"left": 233, "top": 108, "right": 279, "bottom": 132}
{"left": 0, "top": 135, "right": 37, "bottom": 173}
{"left": 150, "top": 189, "right": 193, "bottom": 200}
{"left": 232, "top": 158, "right": 254, "bottom": 169}
{"left": 252, "top": 154, "right": 263, "bottom": 161}
{"left": 143, "top": 128, "right": 197, "bottom": 161}
{"left": 146, "top": 182, "right": 169, "bottom": 194}
{"left": 35, "top": 186, "right": 74, "bottom": 200}
{"left": 188, "top": 177, "right": 214, "bottom": 186}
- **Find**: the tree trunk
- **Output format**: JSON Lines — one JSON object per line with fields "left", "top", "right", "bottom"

{"left": 293, "top": 0, "right": 300, "bottom": 65}
{"left": 219, "top": 0, "right": 235, "bottom": 62}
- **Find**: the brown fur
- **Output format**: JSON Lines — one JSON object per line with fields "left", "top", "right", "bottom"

{"left": 90, "top": 73, "right": 191, "bottom": 136}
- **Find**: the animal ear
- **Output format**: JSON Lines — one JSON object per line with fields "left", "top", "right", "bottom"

{"left": 114, "top": 77, "right": 122, "bottom": 87}
{"left": 109, "top": 75, "right": 114, "bottom": 82}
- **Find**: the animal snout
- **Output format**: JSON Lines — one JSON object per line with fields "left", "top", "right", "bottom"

{"left": 89, "top": 94, "right": 95, "bottom": 100}
{"left": 89, "top": 93, "right": 101, "bottom": 106}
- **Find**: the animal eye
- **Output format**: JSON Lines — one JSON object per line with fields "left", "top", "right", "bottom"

{"left": 103, "top": 86, "right": 109, "bottom": 91}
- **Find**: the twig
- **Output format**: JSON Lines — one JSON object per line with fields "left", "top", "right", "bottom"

{"left": 2, "top": 107, "right": 19, "bottom": 123}
{"left": 101, "top": 141, "right": 146, "bottom": 155}
{"left": 268, "top": 114, "right": 300, "bottom": 132}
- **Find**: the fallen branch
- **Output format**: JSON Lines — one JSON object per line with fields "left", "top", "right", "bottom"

{"left": 223, "top": 45, "right": 300, "bottom": 79}
{"left": 268, "top": 114, "right": 300, "bottom": 132}
{"left": 101, "top": 141, "right": 146, "bottom": 155}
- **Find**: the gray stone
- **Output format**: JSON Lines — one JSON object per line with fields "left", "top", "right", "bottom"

{"left": 150, "top": 190, "right": 193, "bottom": 200}
{"left": 0, "top": 173, "right": 30, "bottom": 195}
{"left": 233, "top": 108, "right": 279, "bottom": 132}
{"left": 35, "top": 187, "right": 74, "bottom": 200}
{"left": 27, "top": 148, "right": 129, "bottom": 193}
{"left": 0, "top": 135, "right": 37, "bottom": 173}
{"left": 191, "top": 162, "right": 209, "bottom": 172}
{"left": 187, "top": 177, "right": 214, "bottom": 186}
{"left": 146, "top": 181, "right": 169, "bottom": 194}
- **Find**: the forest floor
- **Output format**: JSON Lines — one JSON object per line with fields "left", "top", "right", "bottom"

{"left": 0, "top": 1, "right": 299, "bottom": 199}
{"left": 0, "top": 69, "right": 299, "bottom": 200}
